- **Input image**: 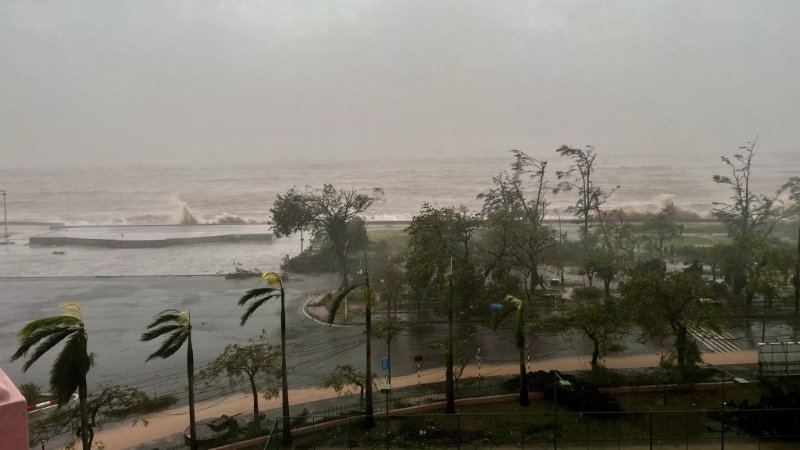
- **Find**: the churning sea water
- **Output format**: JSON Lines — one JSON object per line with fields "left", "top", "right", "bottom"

{"left": 0, "top": 152, "right": 796, "bottom": 277}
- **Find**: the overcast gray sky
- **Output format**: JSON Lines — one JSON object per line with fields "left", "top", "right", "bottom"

{"left": 1, "top": 0, "right": 798, "bottom": 167}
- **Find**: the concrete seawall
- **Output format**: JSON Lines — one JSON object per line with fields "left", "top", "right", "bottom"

{"left": 28, "top": 224, "right": 274, "bottom": 248}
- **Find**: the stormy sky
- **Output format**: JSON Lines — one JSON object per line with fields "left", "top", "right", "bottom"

{"left": 1, "top": 1, "right": 798, "bottom": 167}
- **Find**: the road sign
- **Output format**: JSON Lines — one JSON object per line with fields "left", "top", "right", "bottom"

{"left": 413, "top": 355, "right": 423, "bottom": 362}
{"left": 381, "top": 357, "right": 389, "bottom": 370}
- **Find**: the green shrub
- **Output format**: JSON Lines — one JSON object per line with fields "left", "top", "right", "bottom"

{"left": 571, "top": 286, "right": 602, "bottom": 300}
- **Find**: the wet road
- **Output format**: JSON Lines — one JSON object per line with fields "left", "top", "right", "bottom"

{"left": 0, "top": 275, "right": 771, "bottom": 404}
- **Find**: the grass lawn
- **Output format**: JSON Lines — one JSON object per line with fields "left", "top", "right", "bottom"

{"left": 368, "top": 228, "right": 409, "bottom": 252}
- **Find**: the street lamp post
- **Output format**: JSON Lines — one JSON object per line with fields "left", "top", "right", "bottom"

{"left": 719, "top": 369, "right": 749, "bottom": 450}
{"left": 553, "top": 371, "right": 573, "bottom": 449}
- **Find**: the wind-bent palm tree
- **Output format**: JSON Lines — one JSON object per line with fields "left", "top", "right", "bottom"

{"left": 238, "top": 271, "right": 293, "bottom": 446}
{"left": 495, "top": 295, "right": 530, "bottom": 406}
{"left": 12, "top": 303, "right": 93, "bottom": 449}
{"left": 141, "top": 309, "right": 197, "bottom": 450}
{"left": 444, "top": 260, "right": 456, "bottom": 414}
{"left": 327, "top": 256, "right": 376, "bottom": 427}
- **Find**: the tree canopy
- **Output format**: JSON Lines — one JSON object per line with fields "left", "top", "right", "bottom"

{"left": 271, "top": 184, "right": 384, "bottom": 288}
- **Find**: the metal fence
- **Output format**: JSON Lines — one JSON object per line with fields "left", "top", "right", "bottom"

{"left": 272, "top": 409, "right": 800, "bottom": 449}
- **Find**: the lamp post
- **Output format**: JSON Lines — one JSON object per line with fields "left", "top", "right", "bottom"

{"left": 553, "top": 371, "right": 572, "bottom": 449}
{"left": 719, "top": 369, "right": 749, "bottom": 450}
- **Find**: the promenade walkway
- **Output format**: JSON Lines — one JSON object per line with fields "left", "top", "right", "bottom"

{"left": 87, "top": 348, "right": 758, "bottom": 450}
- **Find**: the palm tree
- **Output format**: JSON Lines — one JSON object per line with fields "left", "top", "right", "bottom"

{"left": 11, "top": 303, "right": 93, "bottom": 449}
{"left": 238, "top": 271, "right": 292, "bottom": 446}
{"left": 327, "top": 255, "right": 376, "bottom": 427}
{"left": 495, "top": 295, "right": 530, "bottom": 406}
{"left": 141, "top": 309, "right": 197, "bottom": 450}
{"left": 444, "top": 260, "right": 456, "bottom": 414}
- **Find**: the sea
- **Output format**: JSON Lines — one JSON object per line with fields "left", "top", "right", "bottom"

{"left": 0, "top": 153, "right": 797, "bottom": 277}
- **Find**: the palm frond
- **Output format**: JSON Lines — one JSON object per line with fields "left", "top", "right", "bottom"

{"left": 145, "top": 310, "right": 187, "bottom": 329}
{"left": 238, "top": 287, "right": 277, "bottom": 306}
{"left": 492, "top": 306, "right": 515, "bottom": 331}
{"left": 327, "top": 284, "right": 362, "bottom": 325}
{"left": 22, "top": 326, "right": 77, "bottom": 372}
{"left": 140, "top": 324, "right": 182, "bottom": 342}
{"left": 50, "top": 332, "right": 90, "bottom": 405}
{"left": 145, "top": 328, "right": 189, "bottom": 361}
{"left": 240, "top": 296, "right": 272, "bottom": 326}
{"left": 60, "top": 302, "right": 83, "bottom": 321}
{"left": 260, "top": 272, "right": 283, "bottom": 290}
{"left": 17, "top": 315, "right": 81, "bottom": 339}
{"left": 12, "top": 324, "right": 75, "bottom": 362}
{"left": 504, "top": 294, "right": 523, "bottom": 310}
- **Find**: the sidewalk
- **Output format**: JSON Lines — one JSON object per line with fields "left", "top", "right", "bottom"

{"left": 90, "top": 347, "right": 758, "bottom": 450}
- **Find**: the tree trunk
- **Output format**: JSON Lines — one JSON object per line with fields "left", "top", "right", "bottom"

{"left": 518, "top": 346, "right": 530, "bottom": 406}
{"left": 795, "top": 225, "right": 799, "bottom": 315}
{"left": 79, "top": 375, "right": 90, "bottom": 450}
{"left": 249, "top": 374, "right": 259, "bottom": 421}
{"left": 445, "top": 277, "right": 456, "bottom": 414}
{"left": 590, "top": 336, "right": 600, "bottom": 368}
{"left": 675, "top": 325, "right": 687, "bottom": 376}
{"left": 341, "top": 254, "right": 349, "bottom": 290}
{"left": 364, "top": 293, "right": 375, "bottom": 427}
{"left": 187, "top": 332, "right": 198, "bottom": 450}
{"left": 279, "top": 290, "right": 293, "bottom": 445}
{"left": 603, "top": 278, "right": 611, "bottom": 297}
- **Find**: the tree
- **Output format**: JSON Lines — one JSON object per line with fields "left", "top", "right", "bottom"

{"left": 11, "top": 302, "right": 93, "bottom": 450}
{"left": 641, "top": 202, "right": 683, "bottom": 259}
{"left": 711, "top": 140, "right": 789, "bottom": 304}
{"left": 270, "top": 184, "right": 384, "bottom": 289}
{"left": 712, "top": 139, "right": 786, "bottom": 239}
{"left": 444, "top": 261, "right": 456, "bottom": 413}
{"left": 782, "top": 176, "right": 800, "bottom": 315}
{"left": 623, "top": 270, "right": 719, "bottom": 379}
{"left": 140, "top": 309, "right": 197, "bottom": 450}
{"left": 319, "top": 365, "right": 377, "bottom": 406}
{"left": 554, "top": 145, "right": 619, "bottom": 243}
{"left": 426, "top": 326, "right": 477, "bottom": 384}
{"left": 592, "top": 249, "right": 623, "bottom": 296}
{"left": 379, "top": 256, "right": 408, "bottom": 316}
{"left": 405, "top": 204, "right": 485, "bottom": 311}
{"left": 327, "top": 254, "right": 377, "bottom": 427}
{"left": 197, "top": 333, "right": 281, "bottom": 421}
{"left": 18, "top": 382, "right": 42, "bottom": 405}
{"left": 29, "top": 385, "right": 176, "bottom": 449}
{"left": 548, "top": 297, "right": 629, "bottom": 368}
{"left": 480, "top": 150, "right": 556, "bottom": 301}
{"left": 238, "top": 271, "right": 293, "bottom": 446}
{"left": 494, "top": 295, "right": 531, "bottom": 406}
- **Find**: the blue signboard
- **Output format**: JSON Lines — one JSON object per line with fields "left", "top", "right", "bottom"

{"left": 381, "top": 357, "right": 389, "bottom": 370}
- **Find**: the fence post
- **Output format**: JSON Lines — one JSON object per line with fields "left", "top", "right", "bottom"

{"left": 685, "top": 411, "right": 689, "bottom": 450}
{"left": 649, "top": 410, "right": 653, "bottom": 450}
{"left": 457, "top": 413, "right": 461, "bottom": 450}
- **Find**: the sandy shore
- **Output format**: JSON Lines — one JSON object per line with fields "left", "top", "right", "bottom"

{"left": 93, "top": 349, "right": 757, "bottom": 450}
